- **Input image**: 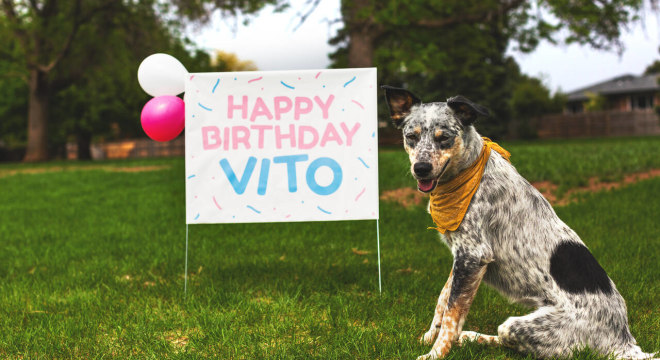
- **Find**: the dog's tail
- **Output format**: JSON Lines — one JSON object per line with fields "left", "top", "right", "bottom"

{"left": 614, "top": 343, "right": 657, "bottom": 360}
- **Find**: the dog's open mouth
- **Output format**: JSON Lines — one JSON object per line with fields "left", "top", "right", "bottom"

{"left": 417, "top": 179, "right": 437, "bottom": 193}
{"left": 416, "top": 159, "right": 450, "bottom": 193}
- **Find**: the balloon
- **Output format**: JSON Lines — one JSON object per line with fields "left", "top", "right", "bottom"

{"left": 140, "top": 96, "right": 185, "bottom": 142}
{"left": 137, "top": 53, "right": 188, "bottom": 97}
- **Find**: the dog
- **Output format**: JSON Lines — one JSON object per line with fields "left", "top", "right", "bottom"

{"left": 382, "top": 85, "right": 656, "bottom": 360}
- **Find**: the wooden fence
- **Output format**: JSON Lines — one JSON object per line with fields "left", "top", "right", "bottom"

{"left": 537, "top": 110, "right": 660, "bottom": 138}
{"left": 67, "top": 137, "right": 185, "bottom": 160}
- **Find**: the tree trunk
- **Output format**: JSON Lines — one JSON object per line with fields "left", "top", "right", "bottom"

{"left": 76, "top": 130, "right": 92, "bottom": 160}
{"left": 347, "top": 26, "right": 375, "bottom": 68}
{"left": 23, "top": 69, "right": 50, "bottom": 162}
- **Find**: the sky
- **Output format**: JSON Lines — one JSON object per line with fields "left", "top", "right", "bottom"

{"left": 191, "top": 0, "right": 660, "bottom": 94}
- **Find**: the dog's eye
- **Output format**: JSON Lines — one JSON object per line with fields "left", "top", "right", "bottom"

{"left": 435, "top": 134, "right": 449, "bottom": 142}
{"left": 405, "top": 133, "right": 419, "bottom": 142}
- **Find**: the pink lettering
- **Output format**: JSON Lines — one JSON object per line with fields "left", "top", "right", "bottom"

{"left": 250, "top": 125, "right": 273, "bottom": 149}
{"left": 320, "top": 123, "right": 343, "bottom": 147}
{"left": 274, "top": 96, "right": 293, "bottom": 120}
{"left": 298, "top": 126, "right": 319, "bottom": 150}
{"left": 250, "top": 97, "right": 273, "bottom": 122}
{"left": 340, "top": 122, "right": 361, "bottom": 146}
{"left": 227, "top": 95, "right": 248, "bottom": 119}
{"left": 202, "top": 126, "right": 221, "bottom": 150}
{"left": 223, "top": 127, "right": 230, "bottom": 151}
{"left": 314, "top": 95, "right": 335, "bottom": 119}
{"left": 275, "top": 124, "right": 296, "bottom": 149}
{"left": 294, "top": 97, "right": 313, "bottom": 120}
{"left": 232, "top": 126, "right": 251, "bottom": 150}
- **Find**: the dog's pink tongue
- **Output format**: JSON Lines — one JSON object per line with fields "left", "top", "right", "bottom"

{"left": 418, "top": 180, "right": 434, "bottom": 192}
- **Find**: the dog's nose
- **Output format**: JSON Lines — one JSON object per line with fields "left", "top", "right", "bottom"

{"left": 413, "top": 162, "right": 433, "bottom": 177}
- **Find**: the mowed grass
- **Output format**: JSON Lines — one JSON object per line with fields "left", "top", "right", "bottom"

{"left": 0, "top": 137, "right": 658, "bottom": 359}
{"left": 380, "top": 136, "right": 660, "bottom": 193}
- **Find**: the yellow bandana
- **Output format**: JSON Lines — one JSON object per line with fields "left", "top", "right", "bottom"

{"left": 429, "top": 137, "right": 510, "bottom": 234}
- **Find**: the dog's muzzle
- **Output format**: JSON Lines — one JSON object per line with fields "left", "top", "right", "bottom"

{"left": 414, "top": 159, "right": 450, "bottom": 193}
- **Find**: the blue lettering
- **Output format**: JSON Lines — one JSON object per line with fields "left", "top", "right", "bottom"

{"left": 306, "top": 157, "right": 343, "bottom": 195}
{"left": 257, "top": 158, "right": 271, "bottom": 196}
{"left": 220, "top": 157, "right": 257, "bottom": 195}
{"left": 273, "top": 154, "right": 309, "bottom": 192}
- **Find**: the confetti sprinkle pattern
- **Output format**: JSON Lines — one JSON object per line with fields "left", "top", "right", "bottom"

{"left": 185, "top": 69, "right": 378, "bottom": 224}
{"left": 280, "top": 81, "right": 295, "bottom": 89}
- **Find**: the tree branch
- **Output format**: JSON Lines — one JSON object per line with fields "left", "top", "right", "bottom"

{"left": 1, "top": 0, "right": 37, "bottom": 67}
{"left": 416, "top": 0, "right": 526, "bottom": 28}
{"left": 292, "top": 0, "right": 321, "bottom": 32}
{"left": 28, "top": 0, "right": 41, "bottom": 14}
{"left": 39, "top": 0, "right": 119, "bottom": 73}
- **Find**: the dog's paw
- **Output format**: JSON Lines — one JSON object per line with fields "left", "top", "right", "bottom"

{"left": 458, "top": 331, "right": 478, "bottom": 345}
{"left": 458, "top": 331, "right": 500, "bottom": 346}
{"left": 416, "top": 349, "right": 440, "bottom": 360}
{"left": 420, "top": 328, "right": 439, "bottom": 345}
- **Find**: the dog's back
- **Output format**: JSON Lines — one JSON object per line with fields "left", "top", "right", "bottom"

{"left": 467, "top": 143, "right": 643, "bottom": 358}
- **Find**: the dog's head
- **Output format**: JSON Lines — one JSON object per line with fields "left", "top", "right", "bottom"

{"left": 382, "top": 85, "right": 489, "bottom": 193}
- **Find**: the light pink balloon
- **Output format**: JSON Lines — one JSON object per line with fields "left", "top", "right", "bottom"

{"left": 140, "top": 96, "right": 185, "bottom": 142}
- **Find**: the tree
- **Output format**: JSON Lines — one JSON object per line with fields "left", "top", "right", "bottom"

{"left": 644, "top": 47, "right": 660, "bottom": 74}
{"left": 509, "top": 71, "right": 565, "bottom": 139}
{"left": 330, "top": 0, "right": 653, "bottom": 138}
{"left": 0, "top": 0, "right": 127, "bottom": 161}
{"left": 335, "top": 0, "right": 653, "bottom": 69}
{"left": 0, "top": 0, "right": 283, "bottom": 162}
{"left": 584, "top": 92, "right": 608, "bottom": 111}
{"left": 211, "top": 50, "right": 258, "bottom": 71}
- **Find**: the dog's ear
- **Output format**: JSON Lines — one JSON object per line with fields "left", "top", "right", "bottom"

{"left": 447, "top": 95, "right": 490, "bottom": 126}
{"left": 381, "top": 85, "right": 422, "bottom": 129}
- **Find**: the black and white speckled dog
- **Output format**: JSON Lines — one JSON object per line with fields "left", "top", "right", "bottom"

{"left": 382, "top": 86, "right": 656, "bottom": 360}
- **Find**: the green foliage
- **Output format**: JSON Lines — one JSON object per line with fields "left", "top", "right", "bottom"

{"left": 332, "top": 0, "right": 650, "bottom": 139}
{"left": 644, "top": 60, "right": 660, "bottom": 75}
{"left": 369, "top": 22, "right": 517, "bottom": 139}
{"left": 0, "top": 63, "right": 27, "bottom": 149}
{"left": 509, "top": 73, "right": 566, "bottom": 139}
{"left": 0, "top": 0, "right": 269, "bottom": 159}
{"left": 584, "top": 91, "right": 608, "bottom": 111}
{"left": 0, "top": 16, "right": 28, "bottom": 149}
{"left": 0, "top": 138, "right": 658, "bottom": 358}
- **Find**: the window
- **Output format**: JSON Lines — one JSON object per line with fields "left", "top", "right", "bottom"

{"left": 567, "top": 102, "right": 583, "bottom": 113}
{"left": 630, "top": 94, "right": 655, "bottom": 110}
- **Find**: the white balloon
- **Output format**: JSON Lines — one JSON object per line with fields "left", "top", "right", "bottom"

{"left": 137, "top": 53, "right": 188, "bottom": 97}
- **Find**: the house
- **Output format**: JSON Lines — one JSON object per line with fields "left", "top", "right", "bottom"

{"left": 536, "top": 73, "right": 660, "bottom": 138}
{"left": 565, "top": 73, "right": 659, "bottom": 113}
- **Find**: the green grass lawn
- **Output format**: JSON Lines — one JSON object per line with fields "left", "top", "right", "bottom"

{"left": 1, "top": 137, "right": 658, "bottom": 359}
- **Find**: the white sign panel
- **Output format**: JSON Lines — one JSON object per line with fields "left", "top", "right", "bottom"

{"left": 185, "top": 68, "right": 378, "bottom": 224}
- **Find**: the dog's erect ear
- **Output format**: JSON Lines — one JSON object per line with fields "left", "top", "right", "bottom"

{"left": 447, "top": 95, "right": 490, "bottom": 126}
{"left": 381, "top": 85, "right": 422, "bottom": 129}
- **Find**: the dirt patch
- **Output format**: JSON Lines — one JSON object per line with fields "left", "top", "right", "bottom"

{"left": 531, "top": 181, "right": 559, "bottom": 205}
{"left": 0, "top": 165, "right": 170, "bottom": 178}
{"left": 163, "top": 328, "right": 202, "bottom": 353}
{"left": 381, "top": 169, "right": 660, "bottom": 208}
{"left": 545, "top": 168, "right": 660, "bottom": 206}
{"left": 380, "top": 187, "right": 427, "bottom": 209}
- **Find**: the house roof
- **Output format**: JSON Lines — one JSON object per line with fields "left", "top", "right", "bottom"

{"left": 566, "top": 73, "right": 660, "bottom": 102}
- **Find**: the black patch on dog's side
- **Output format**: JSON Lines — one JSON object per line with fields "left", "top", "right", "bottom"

{"left": 549, "top": 242, "right": 613, "bottom": 295}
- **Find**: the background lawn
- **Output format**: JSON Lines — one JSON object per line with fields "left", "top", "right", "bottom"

{"left": 1, "top": 137, "right": 658, "bottom": 359}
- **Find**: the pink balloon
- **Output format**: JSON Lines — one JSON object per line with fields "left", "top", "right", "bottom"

{"left": 140, "top": 96, "right": 185, "bottom": 142}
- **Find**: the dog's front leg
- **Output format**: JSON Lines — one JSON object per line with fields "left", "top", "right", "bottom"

{"left": 420, "top": 269, "right": 453, "bottom": 345}
{"left": 417, "top": 253, "right": 488, "bottom": 360}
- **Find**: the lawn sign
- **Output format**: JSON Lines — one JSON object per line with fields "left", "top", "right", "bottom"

{"left": 137, "top": 54, "right": 381, "bottom": 291}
